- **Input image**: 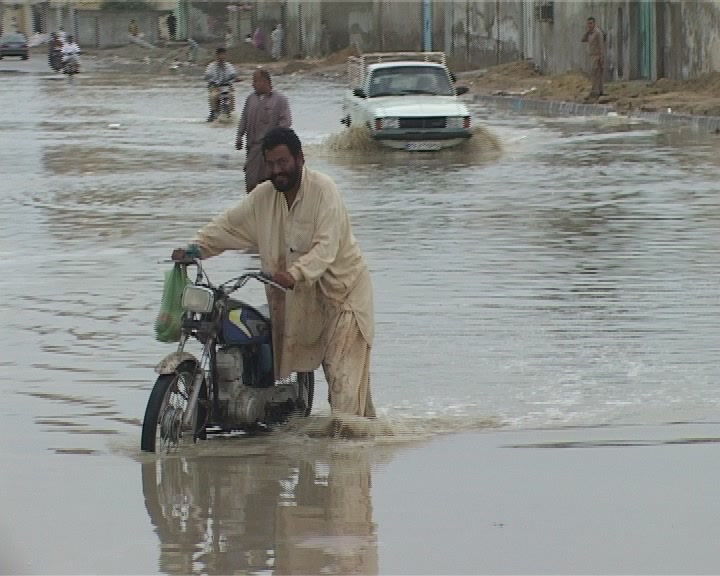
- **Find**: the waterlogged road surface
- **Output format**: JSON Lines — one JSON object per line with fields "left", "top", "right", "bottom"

{"left": 1, "top": 57, "right": 720, "bottom": 574}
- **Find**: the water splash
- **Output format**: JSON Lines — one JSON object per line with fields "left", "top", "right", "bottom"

{"left": 319, "top": 124, "right": 503, "bottom": 163}
{"left": 282, "top": 412, "right": 502, "bottom": 444}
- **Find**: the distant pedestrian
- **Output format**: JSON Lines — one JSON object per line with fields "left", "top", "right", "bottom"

{"left": 320, "top": 21, "right": 330, "bottom": 57}
{"left": 129, "top": 19, "right": 139, "bottom": 37}
{"left": 187, "top": 37, "right": 199, "bottom": 62}
{"left": 235, "top": 69, "right": 292, "bottom": 193}
{"left": 252, "top": 27, "right": 265, "bottom": 51}
{"left": 581, "top": 16, "right": 605, "bottom": 100}
{"left": 167, "top": 13, "right": 177, "bottom": 40}
{"left": 270, "top": 23, "right": 283, "bottom": 60}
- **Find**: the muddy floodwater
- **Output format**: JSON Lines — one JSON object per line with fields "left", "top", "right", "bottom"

{"left": 2, "top": 58, "right": 720, "bottom": 574}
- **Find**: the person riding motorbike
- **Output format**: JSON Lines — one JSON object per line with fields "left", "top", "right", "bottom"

{"left": 48, "top": 33, "right": 64, "bottom": 71}
{"left": 61, "top": 35, "right": 81, "bottom": 73}
{"left": 203, "top": 46, "right": 238, "bottom": 122}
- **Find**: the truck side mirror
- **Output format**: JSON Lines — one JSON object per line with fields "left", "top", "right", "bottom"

{"left": 353, "top": 88, "right": 366, "bottom": 98}
{"left": 455, "top": 86, "right": 469, "bottom": 96}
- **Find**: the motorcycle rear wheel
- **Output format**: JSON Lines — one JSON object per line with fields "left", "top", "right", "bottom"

{"left": 141, "top": 361, "right": 207, "bottom": 453}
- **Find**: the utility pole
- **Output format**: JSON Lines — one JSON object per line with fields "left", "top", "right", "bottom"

{"left": 177, "top": 0, "right": 189, "bottom": 41}
{"left": 495, "top": 0, "right": 500, "bottom": 65}
{"left": 422, "top": 0, "right": 432, "bottom": 51}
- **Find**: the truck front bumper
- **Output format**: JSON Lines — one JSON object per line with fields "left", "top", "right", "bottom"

{"left": 371, "top": 128, "right": 473, "bottom": 141}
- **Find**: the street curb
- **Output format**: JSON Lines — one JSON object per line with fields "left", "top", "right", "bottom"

{"left": 472, "top": 94, "right": 720, "bottom": 134}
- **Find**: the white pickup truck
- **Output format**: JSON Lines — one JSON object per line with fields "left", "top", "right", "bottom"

{"left": 340, "top": 52, "right": 472, "bottom": 151}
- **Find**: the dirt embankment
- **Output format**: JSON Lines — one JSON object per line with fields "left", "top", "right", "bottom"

{"left": 78, "top": 41, "right": 356, "bottom": 79}
{"left": 68, "top": 42, "right": 720, "bottom": 117}
{"left": 458, "top": 60, "right": 720, "bottom": 117}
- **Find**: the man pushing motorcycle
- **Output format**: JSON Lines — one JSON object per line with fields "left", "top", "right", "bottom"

{"left": 172, "top": 127, "right": 376, "bottom": 418}
{"left": 203, "top": 46, "right": 237, "bottom": 122}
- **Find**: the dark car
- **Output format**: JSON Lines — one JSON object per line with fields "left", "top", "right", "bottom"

{"left": 0, "top": 32, "right": 29, "bottom": 60}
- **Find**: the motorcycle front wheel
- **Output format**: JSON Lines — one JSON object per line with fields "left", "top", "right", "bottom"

{"left": 141, "top": 361, "right": 207, "bottom": 453}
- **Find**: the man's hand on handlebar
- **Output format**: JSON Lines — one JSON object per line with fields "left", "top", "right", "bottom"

{"left": 271, "top": 271, "right": 295, "bottom": 289}
{"left": 171, "top": 245, "right": 201, "bottom": 263}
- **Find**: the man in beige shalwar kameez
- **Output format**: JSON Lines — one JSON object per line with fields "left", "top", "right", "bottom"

{"left": 175, "top": 127, "right": 375, "bottom": 418}
{"left": 581, "top": 16, "right": 606, "bottom": 100}
{"left": 235, "top": 69, "right": 292, "bottom": 194}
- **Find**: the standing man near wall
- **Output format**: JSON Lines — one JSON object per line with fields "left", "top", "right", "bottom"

{"left": 235, "top": 69, "right": 292, "bottom": 194}
{"left": 581, "top": 16, "right": 606, "bottom": 100}
{"left": 167, "top": 12, "right": 177, "bottom": 41}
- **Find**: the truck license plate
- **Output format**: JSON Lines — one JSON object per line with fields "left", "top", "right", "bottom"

{"left": 405, "top": 141, "right": 443, "bottom": 151}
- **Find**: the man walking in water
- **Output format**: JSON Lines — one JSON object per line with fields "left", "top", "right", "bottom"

{"left": 235, "top": 69, "right": 291, "bottom": 193}
{"left": 175, "top": 127, "right": 376, "bottom": 418}
{"left": 581, "top": 16, "right": 606, "bottom": 100}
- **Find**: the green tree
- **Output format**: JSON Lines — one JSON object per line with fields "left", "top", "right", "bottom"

{"left": 101, "top": 1, "right": 152, "bottom": 10}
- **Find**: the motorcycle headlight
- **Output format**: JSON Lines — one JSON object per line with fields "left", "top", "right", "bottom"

{"left": 182, "top": 285, "right": 214, "bottom": 314}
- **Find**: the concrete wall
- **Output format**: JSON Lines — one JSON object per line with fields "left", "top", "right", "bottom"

{"left": 185, "top": 0, "right": 720, "bottom": 82}
{"left": 660, "top": 0, "right": 720, "bottom": 80}
{"left": 284, "top": 0, "right": 323, "bottom": 59}
{"left": 76, "top": 10, "right": 161, "bottom": 48}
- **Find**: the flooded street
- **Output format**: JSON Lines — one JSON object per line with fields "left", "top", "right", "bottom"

{"left": 2, "top": 58, "right": 720, "bottom": 574}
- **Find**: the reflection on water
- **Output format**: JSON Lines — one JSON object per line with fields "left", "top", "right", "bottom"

{"left": 141, "top": 442, "right": 381, "bottom": 575}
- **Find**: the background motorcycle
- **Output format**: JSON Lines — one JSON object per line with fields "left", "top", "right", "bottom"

{"left": 208, "top": 82, "right": 234, "bottom": 123}
{"left": 141, "top": 258, "right": 314, "bottom": 453}
{"left": 63, "top": 54, "right": 79, "bottom": 76}
{"left": 49, "top": 48, "right": 62, "bottom": 71}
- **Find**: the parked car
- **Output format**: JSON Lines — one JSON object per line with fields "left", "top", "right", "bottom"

{"left": 0, "top": 32, "right": 29, "bottom": 60}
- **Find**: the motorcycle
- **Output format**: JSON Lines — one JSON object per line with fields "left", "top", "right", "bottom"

{"left": 218, "top": 83, "right": 234, "bottom": 117}
{"left": 141, "top": 258, "right": 314, "bottom": 453}
{"left": 63, "top": 54, "right": 80, "bottom": 76}
{"left": 49, "top": 46, "right": 63, "bottom": 72}
{"left": 208, "top": 82, "right": 234, "bottom": 122}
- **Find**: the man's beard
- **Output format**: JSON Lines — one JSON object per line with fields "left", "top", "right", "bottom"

{"left": 271, "top": 165, "right": 300, "bottom": 193}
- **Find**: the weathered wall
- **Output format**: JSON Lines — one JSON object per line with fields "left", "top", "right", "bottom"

{"left": 76, "top": 9, "right": 160, "bottom": 48}
{"left": 376, "top": 0, "right": 422, "bottom": 52}
{"left": 661, "top": 0, "right": 720, "bottom": 80}
{"left": 284, "top": 0, "right": 322, "bottom": 58}
{"left": 188, "top": 0, "right": 720, "bottom": 82}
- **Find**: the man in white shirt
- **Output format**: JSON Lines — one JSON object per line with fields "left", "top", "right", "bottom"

{"left": 270, "top": 23, "right": 283, "bottom": 60}
{"left": 61, "top": 35, "right": 80, "bottom": 62}
{"left": 203, "top": 47, "right": 238, "bottom": 122}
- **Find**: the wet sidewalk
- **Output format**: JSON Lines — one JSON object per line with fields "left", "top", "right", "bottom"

{"left": 473, "top": 93, "right": 720, "bottom": 133}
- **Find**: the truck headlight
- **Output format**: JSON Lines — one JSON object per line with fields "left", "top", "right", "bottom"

{"left": 375, "top": 117, "right": 399, "bottom": 130}
{"left": 447, "top": 116, "right": 471, "bottom": 129}
{"left": 182, "top": 285, "right": 214, "bottom": 314}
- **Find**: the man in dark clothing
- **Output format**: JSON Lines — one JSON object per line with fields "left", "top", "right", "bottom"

{"left": 167, "top": 13, "right": 177, "bottom": 40}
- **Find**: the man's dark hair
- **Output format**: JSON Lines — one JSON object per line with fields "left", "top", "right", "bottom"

{"left": 262, "top": 127, "right": 302, "bottom": 157}
{"left": 216, "top": 46, "right": 227, "bottom": 54}
{"left": 587, "top": 16, "right": 596, "bottom": 22}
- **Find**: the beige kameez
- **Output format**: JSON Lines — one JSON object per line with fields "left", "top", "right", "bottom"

{"left": 582, "top": 27, "right": 605, "bottom": 97}
{"left": 191, "top": 167, "right": 376, "bottom": 417}
{"left": 235, "top": 91, "right": 292, "bottom": 192}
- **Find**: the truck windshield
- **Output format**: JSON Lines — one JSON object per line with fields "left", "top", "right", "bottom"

{"left": 367, "top": 66, "right": 454, "bottom": 97}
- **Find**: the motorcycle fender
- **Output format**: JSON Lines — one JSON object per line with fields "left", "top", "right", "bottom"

{"left": 155, "top": 352, "right": 198, "bottom": 375}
